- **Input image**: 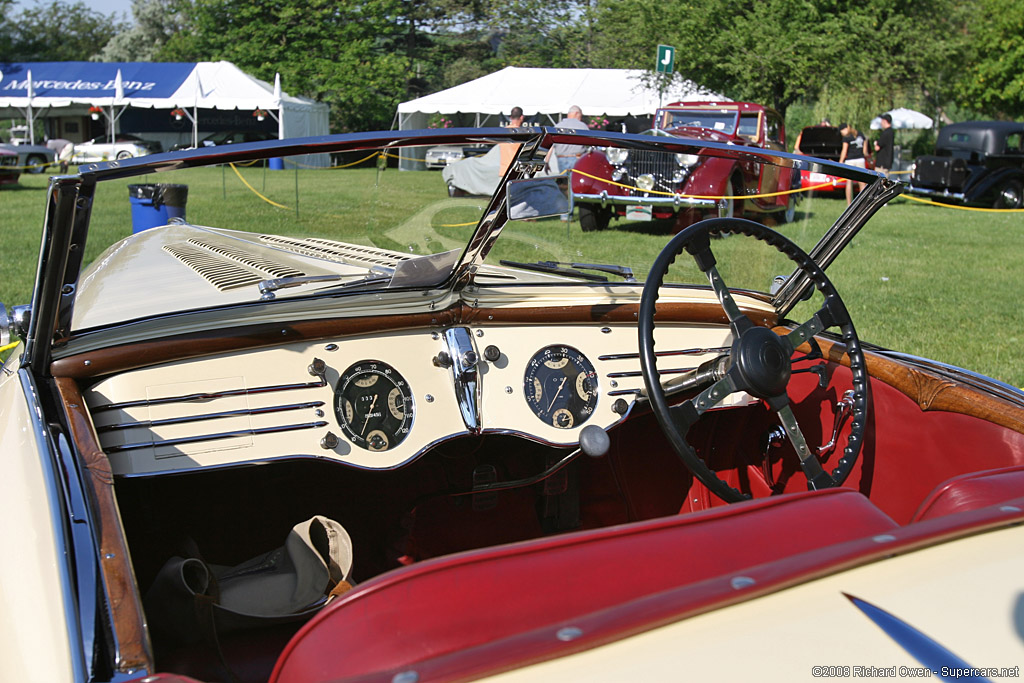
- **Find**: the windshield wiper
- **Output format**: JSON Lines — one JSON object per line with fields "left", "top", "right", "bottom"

{"left": 258, "top": 266, "right": 393, "bottom": 300}
{"left": 499, "top": 260, "right": 635, "bottom": 282}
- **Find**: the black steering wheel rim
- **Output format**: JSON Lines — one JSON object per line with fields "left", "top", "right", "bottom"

{"left": 638, "top": 218, "right": 869, "bottom": 503}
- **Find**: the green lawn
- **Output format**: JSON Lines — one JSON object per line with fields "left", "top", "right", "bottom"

{"left": 2, "top": 165, "right": 1023, "bottom": 387}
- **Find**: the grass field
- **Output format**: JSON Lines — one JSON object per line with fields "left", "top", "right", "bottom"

{"left": 2, "top": 164, "right": 1023, "bottom": 387}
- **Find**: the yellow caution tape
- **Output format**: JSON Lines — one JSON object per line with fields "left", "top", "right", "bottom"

{"left": 569, "top": 167, "right": 836, "bottom": 200}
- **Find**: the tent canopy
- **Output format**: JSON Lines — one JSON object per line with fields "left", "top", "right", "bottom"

{"left": 0, "top": 61, "right": 329, "bottom": 153}
{"left": 397, "top": 67, "right": 726, "bottom": 125}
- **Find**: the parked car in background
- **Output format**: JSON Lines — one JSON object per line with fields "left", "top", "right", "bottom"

{"left": 0, "top": 146, "right": 20, "bottom": 185}
{"left": 170, "top": 129, "right": 278, "bottom": 152}
{"left": 909, "top": 120, "right": 1024, "bottom": 208}
{"left": 792, "top": 124, "right": 848, "bottom": 195}
{"left": 71, "top": 133, "right": 163, "bottom": 164}
{"left": 571, "top": 101, "right": 795, "bottom": 231}
{"left": 0, "top": 140, "right": 57, "bottom": 174}
{"left": 425, "top": 143, "right": 490, "bottom": 169}
{"left": 442, "top": 144, "right": 502, "bottom": 195}
{"left": 6, "top": 128, "right": 1024, "bottom": 682}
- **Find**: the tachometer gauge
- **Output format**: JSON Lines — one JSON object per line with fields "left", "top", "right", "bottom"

{"left": 334, "top": 361, "right": 414, "bottom": 451}
{"left": 524, "top": 346, "right": 599, "bottom": 429}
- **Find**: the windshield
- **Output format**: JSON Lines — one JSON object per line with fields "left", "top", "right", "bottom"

{"left": 64, "top": 129, "right": 883, "bottom": 335}
{"left": 657, "top": 110, "right": 739, "bottom": 134}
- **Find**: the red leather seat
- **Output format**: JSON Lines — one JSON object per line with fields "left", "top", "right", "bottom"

{"left": 912, "top": 464, "right": 1024, "bottom": 522}
{"left": 271, "top": 488, "right": 896, "bottom": 683}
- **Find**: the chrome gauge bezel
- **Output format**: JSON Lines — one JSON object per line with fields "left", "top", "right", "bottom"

{"left": 523, "top": 345, "right": 599, "bottom": 429}
{"left": 334, "top": 360, "right": 414, "bottom": 452}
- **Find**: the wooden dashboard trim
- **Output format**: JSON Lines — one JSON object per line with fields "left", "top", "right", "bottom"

{"left": 54, "top": 376, "right": 153, "bottom": 674}
{"left": 790, "top": 330, "right": 1024, "bottom": 436}
{"left": 50, "top": 301, "right": 776, "bottom": 380}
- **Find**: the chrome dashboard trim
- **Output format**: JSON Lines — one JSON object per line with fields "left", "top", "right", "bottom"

{"left": 96, "top": 400, "right": 325, "bottom": 432}
{"left": 105, "top": 420, "right": 330, "bottom": 453}
{"left": 443, "top": 326, "right": 481, "bottom": 433}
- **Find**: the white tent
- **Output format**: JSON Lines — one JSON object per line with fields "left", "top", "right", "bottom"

{"left": 0, "top": 61, "right": 330, "bottom": 165}
{"left": 395, "top": 67, "right": 726, "bottom": 169}
{"left": 398, "top": 66, "right": 724, "bottom": 127}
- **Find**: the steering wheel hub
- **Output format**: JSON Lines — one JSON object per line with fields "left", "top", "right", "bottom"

{"left": 733, "top": 327, "right": 792, "bottom": 398}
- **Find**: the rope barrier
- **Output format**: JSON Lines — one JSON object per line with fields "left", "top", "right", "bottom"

{"left": 568, "top": 167, "right": 838, "bottom": 200}
{"left": 899, "top": 192, "right": 1024, "bottom": 212}
{"left": 228, "top": 163, "right": 290, "bottom": 209}
{"left": 0, "top": 341, "right": 20, "bottom": 354}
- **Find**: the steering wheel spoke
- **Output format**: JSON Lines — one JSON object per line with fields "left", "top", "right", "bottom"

{"left": 707, "top": 265, "right": 754, "bottom": 336}
{"left": 639, "top": 218, "right": 869, "bottom": 503}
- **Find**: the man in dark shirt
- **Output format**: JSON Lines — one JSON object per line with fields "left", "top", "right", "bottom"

{"left": 874, "top": 113, "right": 895, "bottom": 177}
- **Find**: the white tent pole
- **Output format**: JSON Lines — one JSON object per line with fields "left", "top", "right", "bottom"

{"left": 26, "top": 69, "right": 35, "bottom": 144}
{"left": 274, "top": 73, "right": 284, "bottom": 141}
{"left": 192, "top": 70, "right": 201, "bottom": 148}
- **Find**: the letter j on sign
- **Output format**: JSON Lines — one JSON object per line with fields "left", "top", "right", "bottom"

{"left": 656, "top": 45, "right": 675, "bottom": 73}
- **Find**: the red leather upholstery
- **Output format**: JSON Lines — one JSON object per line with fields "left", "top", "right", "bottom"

{"left": 271, "top": 488, "right": 896, "bottom": 683}
{"left": 911, "top": 465, "right": 1024, "bottom": 522}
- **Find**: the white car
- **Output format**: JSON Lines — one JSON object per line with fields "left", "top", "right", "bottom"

{"left": 71, "top": 133, "right": 163, "bottom": 163}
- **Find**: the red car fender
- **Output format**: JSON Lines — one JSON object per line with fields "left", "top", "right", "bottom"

{"left": 570, "top": 151, "right": 616, "bottom": 196}
{"left": 684, "top": 156, "right": 738, "bottom": 199}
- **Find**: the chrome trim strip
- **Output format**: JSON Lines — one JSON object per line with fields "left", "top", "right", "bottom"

{"left": 598, "top": 347, "right": 729, "bottom": 361}
{"left": 106, "top": 420, "right": 329, "bottom": 453}
{"left": 907, "top": 185, "right": 967, "bottom": 202}
{"left": 92, "top": 377, "right": 327, "bottom": 412}
{"left": 573, "top": 192, "right": 715, "bottom": 209}
{"left": 444, "top": 326, "right": 481, "bottom": 433}
{"left": 20, "top": 370, "right": 91, "bottom": 681}
{"left": 97, "top": 400, "right": 325, "bottom": 432}
{"left": 607, "top": 367, "right": 695, "bottom": 379}
{"left": 608, "top": 388, "right": 643, "bottom": 396}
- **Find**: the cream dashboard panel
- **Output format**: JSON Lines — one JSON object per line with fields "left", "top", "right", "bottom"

{"left": 477, "top": 323, "right": 742, "bottom": 444}
{"left": 83, "top": 322, "right": 743, "bottom": 475}
{"left": 85, "top": 330, "right": 467, "bottom": 475}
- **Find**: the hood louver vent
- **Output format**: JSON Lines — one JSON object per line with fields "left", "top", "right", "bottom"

{"left": 259, "top": 235, "right": 412, "bottom": 269}
{"left": 163, "top": 240, "right": 306, "bottom": 291}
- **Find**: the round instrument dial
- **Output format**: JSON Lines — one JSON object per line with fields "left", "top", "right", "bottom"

{"left": 524, "top": 346, "right": 599, "bottom": 429}
{"left": 334, "top": 361, "right": 413, "bottom": 452}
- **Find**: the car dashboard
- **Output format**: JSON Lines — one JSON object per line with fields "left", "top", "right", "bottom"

{"left": 82, "top": 319, "right": 756, "bottom": 475}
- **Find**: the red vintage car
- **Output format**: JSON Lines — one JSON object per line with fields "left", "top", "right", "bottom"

{"left": 0, "top": 147, "right": 21, "bottom": 186}
{"left": 571, "top": 101, "right": 796, "bottom": 231}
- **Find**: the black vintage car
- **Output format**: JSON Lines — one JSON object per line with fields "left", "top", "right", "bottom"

{"left": 909, "top": 120, "right": 1024, "bottom": 208}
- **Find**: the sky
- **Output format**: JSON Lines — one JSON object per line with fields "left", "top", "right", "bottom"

{"left": 14, "top": 0, "right": 135, "bottom": 21}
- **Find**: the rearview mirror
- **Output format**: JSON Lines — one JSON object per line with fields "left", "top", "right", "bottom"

{"left": 507, "top": 175, "right": 573, "bottom": 220}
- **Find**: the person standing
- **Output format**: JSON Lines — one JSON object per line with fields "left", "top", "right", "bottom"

{"left": 838, "top": 122, "right": 868, "bottom": 205}
{"left": 545, "top": 105, "right": 589, "bottom": 174}
{"left": 873, "top": 113, "right": 895, "bottom": 177}
{"left": 499, "top": 106, "right": 526, "bottom": 175}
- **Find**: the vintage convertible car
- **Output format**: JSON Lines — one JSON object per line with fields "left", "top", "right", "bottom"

{"left": 570, "top": 101, "right": 795, "bottom": 231}
{"left": 4, "top": 127, "right": 1024, "bottom": 682}
{"left": 909, "top": 120, "right": 1024, "bottom": 209}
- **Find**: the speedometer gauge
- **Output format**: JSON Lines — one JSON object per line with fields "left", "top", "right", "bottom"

{"left": 524, "top": 346, "right": 599, "bottom": 429}
{"left": 334, "top": 361, "right": 414, "bottom": 452}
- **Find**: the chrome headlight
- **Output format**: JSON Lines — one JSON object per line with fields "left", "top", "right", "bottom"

{"left": 675, "top": 153, "right": 700, "bottom": 166}
{"left": 636, "top": 174, "right": 655, "bottom": 191}
{"left": 606, "top": 147, "right": 629, "bottom": 165}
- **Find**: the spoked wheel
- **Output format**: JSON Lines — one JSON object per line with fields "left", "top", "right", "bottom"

{"left": 638, "top": 217, "right": 870, "bottom": 502}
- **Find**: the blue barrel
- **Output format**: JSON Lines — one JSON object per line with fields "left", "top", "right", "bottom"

{"left": 128, "top": 184, "right": 188, "bottom": 233}
{"left": 269, "top": 157, "right": 285, "bottom": 170}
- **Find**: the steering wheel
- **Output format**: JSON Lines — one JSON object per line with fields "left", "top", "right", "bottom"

{"left": 638, "top": 218, "right": 869, "bottom": 502}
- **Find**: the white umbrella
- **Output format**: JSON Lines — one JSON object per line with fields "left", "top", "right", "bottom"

{"left": 871, "top": 107, "right": 933, "bottom": 130}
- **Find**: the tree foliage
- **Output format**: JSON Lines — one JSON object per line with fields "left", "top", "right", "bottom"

{"left": 955, "top": 0, "right": 1024, "bottom": 119}
{"left": 0, "top": 0, "right": 127, "bottom": 61}
{"left": 95, "top": 0, "right": 187, "bottom": 62}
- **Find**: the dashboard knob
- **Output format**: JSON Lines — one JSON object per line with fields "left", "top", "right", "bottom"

{"left": 483, "top": 345, "right": 501, "bottom": 362}
{"left": 460, "top": 350, "right": 479, "bottom": 369}
{"left": 433, "top": 351, "right": 452, "bottom": 368}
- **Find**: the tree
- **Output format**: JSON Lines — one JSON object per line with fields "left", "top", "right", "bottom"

{"left": 95, "top": 0, "right": 188, "bottom": 62}
{"left": 2, "top": 0, "right": 127, "bottom": 61}
{"left": 161, "top": 0, "right": 410, "bottom": 132}
{"left": 956, "top": 0, "right": 1024, "bottom": 119}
